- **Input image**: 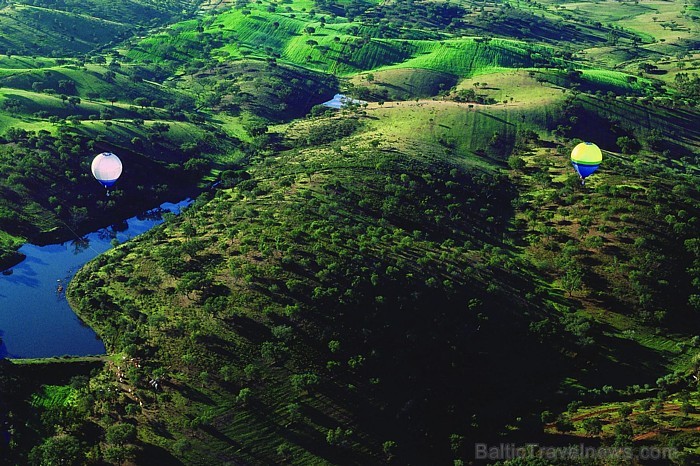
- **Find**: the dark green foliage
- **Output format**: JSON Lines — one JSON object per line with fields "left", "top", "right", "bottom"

{"left": 582, "top": 417, "right": 603, "bottom": 436}
{"left": 0, "top": 127, "right": 205, "bottom": 242}
{"left": 293, "top": 117, "right": 361, "bottom": 146}
{"left": 2, "top": 0, "right": 700, "bottom": 463}
{"left": 29, "top": 434, "right": 83, "bottom": 466}
{"left": 186, "top": 61, "right": 338, "bottom": 121}
{"left": 105, "top": 423, "right": 137, "bottom": 446}
{"left": 0, "top": 0, "right": 197, "bottom": 56}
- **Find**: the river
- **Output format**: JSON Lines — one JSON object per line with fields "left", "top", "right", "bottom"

{"left": 0, "top": 199, "right": 192, "bottom": 359}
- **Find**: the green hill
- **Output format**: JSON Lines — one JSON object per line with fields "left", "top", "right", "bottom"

{"left": 0, "top": 0, "right": 198, "bottom": 56}
{"left": 1, "top": 0, "right": 700, "bottom": 463}
{"left": 57, "top": 93, "right": 700, "bottom": 464}
{"left": 63, "top": 106, "right": 535, "bottom": 464}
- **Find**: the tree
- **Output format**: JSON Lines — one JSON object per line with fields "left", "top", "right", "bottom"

{"left": 103, "top": 444, "right": 137, "bottom": 465}
{"left": 382, "top": 440, "right": 397, "bottom": 459}
{"left": 219, "top": 364, "right": 236, "bottom": 383}
{"left": 286, "top": 402, "right": 302, "bottom": 426}
{"left": 176, "top": 271, "right": 209, "bottom": 299}
{"left": 326, "top": 427, "right": 352, "bottom": 446}
{"left": 1, "top": 98, "right": 22, "bottom": 113}
{"left": 507, "top": 155, "right": 526, "bottom": 170}
{"left": 555, "top": 414, "right": 574, "bottom": 432}
{"left": 561, "top": 268, "right": 584, "bottom": 297}
{"left": 637, "top": 62, "right": 657, "bottom": 74}
{"left": 290, "top": 372, "right": 320, "bottom": 394}
{"left": 616, "top": 136, "right": 638, "bottom": 154}
{"left": 636, "top": 413, "right": 655, "bottom": 427}
{"left": 613, "top": 420, "right": 633, "bottom": 446}
{"left": 680, "top": 401, "right": 695, "bottom": 416}
{"left": 618, "top": 405, "right": 633, "bottom": 419}
{"left": 30, "top": 434, "right": 82, "bottom": 466}
{"left": 246, "top": 122, "right": 268, "bottom": 137}
{"left": 106, "top": 423, "right": 137, "bottom": 446}
{"left": 236, "top": 387, "right": 252, "bottom": 404}
{"left": 582, "top": 417, "right": 603, "bottom": 436}
{"left": 58, "top": 79, "right": 76, "bottom": 94}
{"left": 134, "top": 97, "right": 149, "bottom": 108}
{"left": 150, "top": 122, "right": 170, "bottom": 134}
{"left": 328, "top": 340, "right": 340, "bottom": 353}
{"left": 67, "top": 96, "right": 81, "bottom": 108}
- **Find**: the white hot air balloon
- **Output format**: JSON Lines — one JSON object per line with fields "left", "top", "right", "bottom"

{"left": 91, "top": 152, "right": 123, "bottom": 188}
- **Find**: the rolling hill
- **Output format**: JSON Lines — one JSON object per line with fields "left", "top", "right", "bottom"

{"left": 1, "top": 0, "right": 700, "bottom": 464}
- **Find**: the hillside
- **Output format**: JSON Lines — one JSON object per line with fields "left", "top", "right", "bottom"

{"left": 0, "top": 0, "right": 199, "bottom": 56}
{"left": 56, "top": 88, "right": 700, "bottom": 464}
{"left": 1, "top": 0, "right": 700, "bottom": 464}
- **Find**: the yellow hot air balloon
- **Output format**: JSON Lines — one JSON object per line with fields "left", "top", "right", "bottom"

{"left": 570, "top": 142, "right": 602, "bottom": 184}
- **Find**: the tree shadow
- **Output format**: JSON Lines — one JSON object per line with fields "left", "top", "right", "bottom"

{"left": 138, "top": 442, "right": 184, "bottom": 465}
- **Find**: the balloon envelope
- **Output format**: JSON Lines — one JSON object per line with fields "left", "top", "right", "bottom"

{"left": 91, "top": 152, "right": 122, "bottom": 188}
{"left": 570, "top": 142, "right": 602, "bottom": 179}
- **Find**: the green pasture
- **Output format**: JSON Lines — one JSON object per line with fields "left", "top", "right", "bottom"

{"left": 77, "top": 119, "right": 208, "bottom": 148}
{"left": 30, "top": 385, "right": 79, "bottom": 410}
{"left": 618, "top": 1, "right": 697, "bottom": 44}
{"left": 0, "top": 0, "right": 195, "bottom": 56}
{"left": 0, "top": 55, "right": 59, "bottom": 69}
{"left": 559, "top": 0, "right": 657, "bottom": 25}
{"left": 0, "top": 88, "right": 115, "bottom": 116}
{"left": 130, "top": 5, "right": 559, "bottom": 78}
{"left": 350, "top": 68, "right": 459, "bottom": 99}
{"left": 360, "top": 100, "right": 552, "bottom": 168}
{"left": 456, "top": 69, "right": 566, "bottom": 104}
{"left": 579, "top": 69, "right": 651, "bottom": 93}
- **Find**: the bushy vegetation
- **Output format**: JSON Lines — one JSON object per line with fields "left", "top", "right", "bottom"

{"left": 1, "top": 0, "right": 700, "bottom": 464}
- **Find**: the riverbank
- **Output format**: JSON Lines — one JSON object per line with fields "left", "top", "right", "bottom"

{"left": 0, "top": 250, "right": 25, "bottom": 273}
{"left": 0, "top": 180, "right": 205, "bottom": 276}
{"left": 8, "top": 355, "right": 112, "bottom": 365}
{"left": 0, "top": 197, "right": 195, "bottom": 359}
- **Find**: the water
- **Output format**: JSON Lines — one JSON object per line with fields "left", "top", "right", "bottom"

{"left": 0, "top": 199, "right": 192, "bottom": 359}
{"left": 321, "top": 93, "right": 367, "bottom": 109}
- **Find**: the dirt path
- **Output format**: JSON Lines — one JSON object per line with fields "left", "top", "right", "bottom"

{"left": 363, "top": 98, "right": 533, "bottom": 111}
{"left": 634, "top": 426, "right": 700, "bottom": 441}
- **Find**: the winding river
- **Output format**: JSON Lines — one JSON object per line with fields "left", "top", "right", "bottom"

{"left": 0, "top": 199, "right": 192, "bottom": 359}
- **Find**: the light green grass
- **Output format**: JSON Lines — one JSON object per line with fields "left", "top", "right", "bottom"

{"left": 130, "top": 6, "right": 557, "bottom": 77}
{"left": 579, "top": 69, "right": 651, "bottom": 93}
{"left": 359, "top": 100, "right": 547, "bottom": 169}
{"left": 30, "top": 385, "right": 79, "bottom": 410}
{"left": 0, "top": 229, "right": 23, "bottom": 246}
{"left": 457, "top": 69, "right": 566, "bottom": 103}
{"left": 350, "top": 68, "right": 458, "bottom": 99}
{"left": 0, "top": 88, "right": 111, "bottom": 115}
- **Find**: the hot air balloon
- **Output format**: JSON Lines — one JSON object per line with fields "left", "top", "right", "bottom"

{"left": 570, "top": 142, "right": 602, "bottom": 185}
{"left": 91, "top": 152, "right": 122, "bottom": 188}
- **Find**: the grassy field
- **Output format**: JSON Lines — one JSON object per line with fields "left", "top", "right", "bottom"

{"left": 30, "top": 385, "right": 79, "bottom": 410}
{"left": 126, "top": 1, "right": 566, "bottom": 77}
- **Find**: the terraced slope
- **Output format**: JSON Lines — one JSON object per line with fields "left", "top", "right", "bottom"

{"left": 0, "top": 0, "right": 199, "bottom": 56}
